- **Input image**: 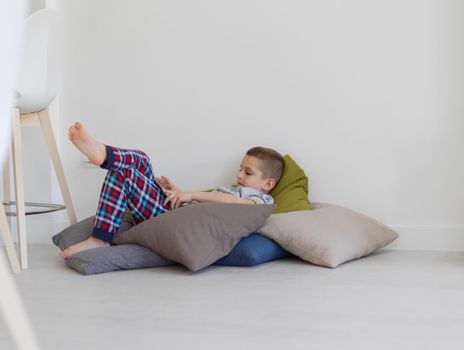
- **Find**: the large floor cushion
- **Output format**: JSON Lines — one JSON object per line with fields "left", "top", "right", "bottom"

{"left": 258, "top": 202, "right": 399, "bottom": 268}
{"left": 52, "top": 213, "right": 134, "bottom": 251}
{"left": 52, "top": 214, "right": 175, "bottom": 275}
{"left": 215, "top": 233, "right": 291, "bottom": 266}
{"left": 65, "top": 244, "right": 175, "bottom": 275}
{"left": 113, "top": 203, "right": 275, "bottom": 271}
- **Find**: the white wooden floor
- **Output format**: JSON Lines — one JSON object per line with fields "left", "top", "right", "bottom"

{"left": 1, "top": 244, "right": 464, "bottom": 350}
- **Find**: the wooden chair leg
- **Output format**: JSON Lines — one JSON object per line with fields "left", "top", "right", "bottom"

{"left": 0, "top": 203, "right": 21, "bottom": 273}
{"left": 2, "top": 152, "right": 11, "bottom": 230}
{"left": 0, "top": 257, "right": 41, "bottom": 350}
{"left": 38, "top": 108, "right": 77, "bottom": 224}
{"left": 2, "top": 152, "right": 11, "bottom": 204}
{"left": 1, "top": 120, "right": 20, "bottom": 273}
{"left": 11, "top": 108, "right": 28, "bottom": 269}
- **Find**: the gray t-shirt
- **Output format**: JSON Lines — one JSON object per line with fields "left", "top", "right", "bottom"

{"left": 214, "top": 185, "right": 274, "bottom": 205}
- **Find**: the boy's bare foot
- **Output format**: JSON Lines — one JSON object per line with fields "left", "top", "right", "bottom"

{"left": 68, "top": 122, "right": 107, "bottom": 166}
{"left": 60, "top": 236, "right": 110, "bottom": 259}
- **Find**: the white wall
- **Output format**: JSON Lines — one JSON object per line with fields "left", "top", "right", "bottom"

{"left": 15, "top": 0, "right": 464, "bottom": 249}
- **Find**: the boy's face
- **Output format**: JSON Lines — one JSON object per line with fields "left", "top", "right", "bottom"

{"left": 237, "top": 155, "right": 276, "bottom": 193}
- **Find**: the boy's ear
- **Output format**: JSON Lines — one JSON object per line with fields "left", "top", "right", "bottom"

{"left": 263, "top": 178, "right": 276, "bottom": 192}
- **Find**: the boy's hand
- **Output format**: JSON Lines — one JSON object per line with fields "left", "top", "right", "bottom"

{"left": 156, "top": 176, "right": 189, "bottom": 209}
{"left": 155, "top": 176, "right": 177, "bottom": 192}
{"left": 163, "top": 189, "right": 193, "bottom": 209}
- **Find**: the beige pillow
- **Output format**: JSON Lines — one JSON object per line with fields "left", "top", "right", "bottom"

{"left": 114, "top": 202, "right": 275, "bottom": 272}
{"left": 258, "top": 203, "right": 398, "bottom": 268}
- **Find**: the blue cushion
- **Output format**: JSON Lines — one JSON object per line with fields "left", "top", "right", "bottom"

{"left": 214, "top": 233, "right": 291, "bottom": 266}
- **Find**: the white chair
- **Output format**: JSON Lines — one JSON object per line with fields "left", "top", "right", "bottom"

{"left": 0, "top": 4, "right": 41, "bottom": 350}
{"left": 2, "top": 8, "right": 77, "bottom": 270}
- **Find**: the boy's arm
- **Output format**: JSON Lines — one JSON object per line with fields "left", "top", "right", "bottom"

{"left": 190, "top": 191, "right": 254, "bottom": 205}
{"left": 163, "top": 189, "right": 254, "bottom": 209}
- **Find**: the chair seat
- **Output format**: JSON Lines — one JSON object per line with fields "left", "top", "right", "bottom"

{"left": 15, "top": 9, "right": 63, "bottom": 113}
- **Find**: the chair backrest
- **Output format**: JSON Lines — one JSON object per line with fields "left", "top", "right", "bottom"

{"left": 16, "top": 9, "right": 64, "bottom": 113}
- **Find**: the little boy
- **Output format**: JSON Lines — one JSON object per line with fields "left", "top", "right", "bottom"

{"left": 60, "top": 122, "right": 284, "bottom": 258}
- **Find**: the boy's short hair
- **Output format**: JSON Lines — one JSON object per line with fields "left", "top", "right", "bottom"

{"left": 246, "top": 147, "right": 285, "bottom": 183}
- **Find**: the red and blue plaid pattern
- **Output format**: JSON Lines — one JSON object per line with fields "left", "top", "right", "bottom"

{"left": 92, "top": 145, "right": 169, "bottom": 242}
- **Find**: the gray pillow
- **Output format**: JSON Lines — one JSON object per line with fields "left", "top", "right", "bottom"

{"left": 52, "top": 212, "right": 175, "bottom": 275}
{"left": 113, "top": 203, "right": 275, "bottom": 271}
{"left": 258, "top": 202, "right": 399, "bottom": 268}
{"left": 65, "top": 244, "right": 174, "bottom": 275}
{"left": 52, "top": 213, "right": 133, "bottom": 250}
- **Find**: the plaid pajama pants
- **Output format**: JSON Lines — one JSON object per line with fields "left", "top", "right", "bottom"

{"left": 92, "top": 145, "right": 170, "bottom": 242}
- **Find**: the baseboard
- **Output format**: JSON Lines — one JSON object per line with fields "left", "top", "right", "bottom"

{"left": 386, "top": 225, "right": 464, "bottom": 252}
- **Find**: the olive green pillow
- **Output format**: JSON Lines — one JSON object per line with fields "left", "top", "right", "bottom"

{"left": 270, "top": 155, "right": 311, "bottom": 214}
